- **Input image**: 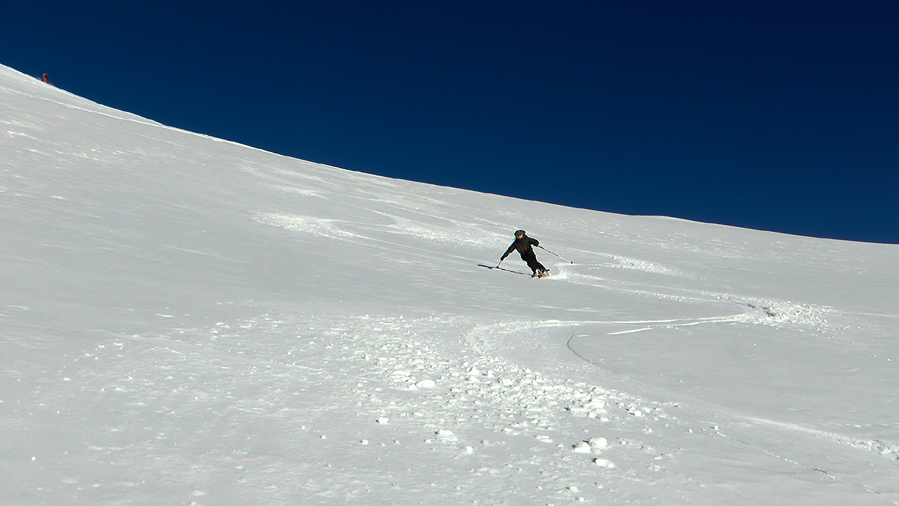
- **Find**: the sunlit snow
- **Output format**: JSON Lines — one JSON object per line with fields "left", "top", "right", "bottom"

{"left": 1, "top": 64, "right": 897, "bottom": 505}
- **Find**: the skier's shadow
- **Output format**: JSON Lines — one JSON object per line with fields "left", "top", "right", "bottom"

{"left": 478, "top": 264, "right": 529, "bottom": 276}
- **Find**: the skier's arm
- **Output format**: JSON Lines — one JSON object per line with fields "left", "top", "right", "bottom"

{"left": 529, "top": 238, "right": 539, "bottom": 247}
{"left": 500, "top": 242, "right": 516, "bottom": 261}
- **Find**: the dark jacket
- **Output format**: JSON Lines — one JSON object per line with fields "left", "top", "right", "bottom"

{"left": 502, "top": 235, "right": 539, "bottom": 261}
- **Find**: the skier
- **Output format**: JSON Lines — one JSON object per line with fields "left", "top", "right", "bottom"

{"left": 499, "top": 230, "right": 549, "bottom": 278}
{"left": 42, "top": 73, "right": 54, "bottom": 86}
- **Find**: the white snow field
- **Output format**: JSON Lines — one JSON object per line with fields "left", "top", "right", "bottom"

{"left": 1, "top": 63, "right": 897, "bottom": 505}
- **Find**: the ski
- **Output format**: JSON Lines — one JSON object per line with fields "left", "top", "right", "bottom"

{"left": 478, "top": 264, "right": 529, "bottom": 276}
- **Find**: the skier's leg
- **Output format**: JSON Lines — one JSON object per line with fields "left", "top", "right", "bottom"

{"left": 526, "top": 253, "right": 548, "bottom": 276}
{"left": 523, "top": 254, "right": 540, "bottom": 275}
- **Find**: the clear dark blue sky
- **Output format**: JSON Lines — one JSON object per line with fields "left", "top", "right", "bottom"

{"left": 4, "top": 1, "right": 897, "bottom": 244}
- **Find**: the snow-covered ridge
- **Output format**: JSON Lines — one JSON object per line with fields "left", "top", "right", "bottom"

{"left": 2, "top": 64, "right": 897, "bottom": 504}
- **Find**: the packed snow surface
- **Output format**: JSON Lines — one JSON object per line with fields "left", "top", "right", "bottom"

{"left": 1, "top": 64, "right": 897, "bottom": 505}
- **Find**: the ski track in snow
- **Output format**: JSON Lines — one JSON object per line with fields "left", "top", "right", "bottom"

{"left": 30, "top": 307, "right": 897, "bottom": 504}
{"left": 26, "top": 310, "right": 708, "bottom": 504}
{"left": 257, "top": 210, "right": 509, "bottom": 249}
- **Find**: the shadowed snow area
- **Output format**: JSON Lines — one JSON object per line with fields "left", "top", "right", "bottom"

{"left": 1, "top": 64, "right": 897, "bottom": 505}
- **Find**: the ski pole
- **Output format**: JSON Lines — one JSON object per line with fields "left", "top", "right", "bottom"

{"left": 538, "top": 245, "right": 573, "bottom": 264}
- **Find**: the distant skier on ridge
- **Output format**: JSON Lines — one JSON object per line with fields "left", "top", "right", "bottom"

{"left": 499, "top": 230, "right": 549, "bottom": 278}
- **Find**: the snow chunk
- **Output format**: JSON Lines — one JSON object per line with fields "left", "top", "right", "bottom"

{"left": 574, "top": 437, "right": 608, "bottom": 454}
{"left": 589, "top": 437, "right": 609, "bottom": 450}
{"left": 593, "top": 458, "right": 616, "bottom": 468}
{"left": 572, "top": 441, "right": 593, "bottom": 453}
{"left": 436, "top": 429, "right": 457, "bottom": 442}
{"left": 415, "top": 379, "right": 436, "bottom": 389}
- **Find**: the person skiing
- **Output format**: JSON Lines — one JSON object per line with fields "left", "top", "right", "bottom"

{"left": 499, "top": 230, "right": 549, "bottom": 278}
{"left": 42, "top": 73, "right": 54, "bottom": 86}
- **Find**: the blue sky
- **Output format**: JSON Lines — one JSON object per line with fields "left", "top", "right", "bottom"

{"left": 4, "top": 1, "right": 897, "bottom": 244}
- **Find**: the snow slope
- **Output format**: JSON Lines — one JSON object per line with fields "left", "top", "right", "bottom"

{"left": 1, "top": 63, "right": 897, "bottom": 505}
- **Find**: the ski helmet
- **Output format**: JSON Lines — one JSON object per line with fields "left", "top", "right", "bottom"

{"left": 514, "top": 229, "right": 525, "bottom": 237}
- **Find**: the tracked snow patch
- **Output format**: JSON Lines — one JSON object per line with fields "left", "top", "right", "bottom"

{"left": 255, "top": 212, "right": 361, "bottom": 238}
